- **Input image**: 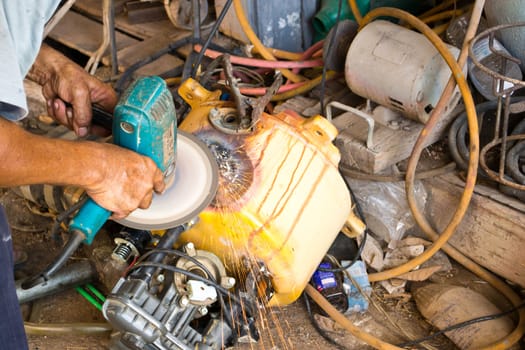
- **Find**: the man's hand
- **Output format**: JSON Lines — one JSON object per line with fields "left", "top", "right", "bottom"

{"left": 29, "top": 44, "right": 117, "bottom": 137}
{"left": 85, "top": 143, "right": 166, "bottom": 219}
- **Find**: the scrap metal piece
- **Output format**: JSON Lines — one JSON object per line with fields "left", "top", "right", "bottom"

{"left": 203, "top": 55, "right": 283, "bottom": 134}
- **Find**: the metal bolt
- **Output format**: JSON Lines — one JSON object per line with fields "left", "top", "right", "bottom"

{"left": 156, "top": 274, "right": 165, "bottom": 283}
{"left": 184, "top": 242, "right": 196, "bottom": 256}
{"left": 179, "top": 296, "right": 190, "bottom": 307}
{"left": 224, "top": 277, "right": 236, "bottom": 289}
{"left": 198, "top": 306, "right": 208, "bottom": 316}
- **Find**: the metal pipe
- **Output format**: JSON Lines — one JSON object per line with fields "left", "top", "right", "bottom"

{"left": 17, "top": 260, "right": 96, "bottom": 304}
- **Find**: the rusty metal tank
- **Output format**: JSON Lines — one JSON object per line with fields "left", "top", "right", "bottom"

{"left": 177, "top": 78, "right": 354, "bottom": 306}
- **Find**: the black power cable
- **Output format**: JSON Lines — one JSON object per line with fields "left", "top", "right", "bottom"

{"left": 319, "top": 0, "right": 343, "bottom": 116}
{"left": 302, "top": 293, "right": 349, "bottom": 350}
{"left": 398, "top": 300, "right": 525, "bottom": 348}
{"left": 190, "top": 0, "right": 233, "bottom": 79}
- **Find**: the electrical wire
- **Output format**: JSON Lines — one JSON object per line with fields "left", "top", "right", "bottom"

{"left": 190, "top": 0, "right": 233, "bottom": 78}
{"left": 135, "top": 247, "right": 219, "bottom": 283}
{"left": 76, "top": 286, "right": 103, "bottom": 311}
{"left": 302, "top": 293, "right": 350, "bottom": 350}
{"left": 114, "top": 36, "right": 192, "bottom": 94}
{"left": 50, "top": 196, "right": 88, "bottom": 243}
{"left": 320, "top": 0, "right": 343, "bottom": 115}
{"left": 398, "top": 300, "right": 525, "bottom": 348}
{"left": 305, "top": 284, "right": 405, "bottom": 350}
{"left": 348, "top": 0, "right": 363, "bottom": 26}
{"left": 339, "top": 162, "right": 457, "bottom": 182}
{"left": 127, "top": 261, "right": 255, "bottom": 316}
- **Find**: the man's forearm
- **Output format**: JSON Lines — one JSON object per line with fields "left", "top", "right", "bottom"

{"left": 0, "top": 117, "right": 102, "bottom": 188}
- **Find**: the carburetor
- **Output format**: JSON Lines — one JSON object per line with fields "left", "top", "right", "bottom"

{"left": 103, "top": 236, "right": 258, "bottom": 350}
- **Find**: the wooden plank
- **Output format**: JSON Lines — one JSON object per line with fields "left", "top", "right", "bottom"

{"left": 48, "top": 11, "right": 138, "bottom": 57}
{"left": 333, "top": 109, "right": 455, "bottom": 174}
{"left": 101, "top": 32, "right": 186, "bottom": 72}
{"left": 425, "top": 173, "right": 525, "bottom": 288}
{"left": 73, "top": 0, "right": 174, "bottom": 39}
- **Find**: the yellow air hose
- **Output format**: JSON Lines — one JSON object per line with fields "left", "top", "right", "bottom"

{"left": 308, "top": 2, "right": 525, "bottom": 350}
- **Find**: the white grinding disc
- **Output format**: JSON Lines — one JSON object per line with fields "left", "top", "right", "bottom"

{"left": 116, "top": 131, "right": 218, "bottom": 230}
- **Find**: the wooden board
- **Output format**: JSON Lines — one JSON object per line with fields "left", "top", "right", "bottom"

{"left": 73, "top": 0, "right": 174, "bottom": 39}
{"left": 101, "top": 33, "right": 186, "bottom": 74}
{"left": 425, "top": 173, "right": 525, "bottom": 288}
{"left": 48, "top": 11, "right": 138, "bottom": 57}
{"left": 333, "top": 109, "right": 455, "bottom": 174}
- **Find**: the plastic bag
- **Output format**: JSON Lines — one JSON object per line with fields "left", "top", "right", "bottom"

{"left": 345, "top": 178, "right": 427, "bottom": 243}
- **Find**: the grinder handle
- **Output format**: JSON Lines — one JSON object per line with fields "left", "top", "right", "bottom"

{"left": 69, "top": 199, "right": 112, "bottom": 244}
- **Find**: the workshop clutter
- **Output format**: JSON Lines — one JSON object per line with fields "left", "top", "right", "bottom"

{"left": 14, "top": 0, "right": 525, "bottom": 349}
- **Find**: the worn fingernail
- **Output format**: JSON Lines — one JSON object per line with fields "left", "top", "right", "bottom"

{"left": 47, "top": 100, "right": 52, "bottom": 107}
{"left": 66, "top": 109, "right": 73, "bottom": 120}
{"left": 54, "top": 101, "right": 59, "bottom": 110}
{"left": 77, "top": 127, "right": 88, "bottom": 137}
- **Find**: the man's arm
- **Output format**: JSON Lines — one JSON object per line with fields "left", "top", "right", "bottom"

{"left": 0, "top": 118, "right": 165, "bottom": 219}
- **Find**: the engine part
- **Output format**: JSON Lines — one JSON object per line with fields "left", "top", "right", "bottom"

{"left": 345, "top": 20, "right": 461, "bottom": 123}
{"left": 177, "top": 78, "right": 356, "bottom": 306}
{"left": 112, "top": 228, "right": 153, "bottom": 263}
{"left": 103, "top": 231, "right": 258, "bottom": 350}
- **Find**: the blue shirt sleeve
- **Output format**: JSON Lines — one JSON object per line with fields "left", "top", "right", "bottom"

{"left": 0, "top": 1, "right": 60, "bottom": 121}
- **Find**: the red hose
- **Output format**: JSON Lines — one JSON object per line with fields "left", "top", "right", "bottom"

{"left": 193, "top": 44, "right": 324, "bottom": 69}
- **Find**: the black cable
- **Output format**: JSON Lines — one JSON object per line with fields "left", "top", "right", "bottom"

{"left": 135, "top": 248, "right": 218, "bottom": 283}
{"left": 319, "top": 170, "right": 368, "bottom": 273}
{"left": 114, "top": 36, "right": 192, "bottom": 94}
{"left": 131, "top": 249, "right": 246, "bottom": 338}
{"left": 190, "top": 0, "right": 233, "bottom": 79}
{"left": 181, "top": 0, "right": 202, "bottom": 80}
{"left": 339, "top": 162, "right": 457, "bottom": 182}
{"left": 127, "top": 261, "right": 255, "bottom": 316}
{"left": 50, "top": 196, "right": 88, "bottom": 243}
{"left": 319, "top": 0, "right": 343, "bottom": 116}
{"left": 302, "top": 293, "right": 349, "bottom": 350}
{"left": 398, "top": 300, "right": 525, "bottom": 348}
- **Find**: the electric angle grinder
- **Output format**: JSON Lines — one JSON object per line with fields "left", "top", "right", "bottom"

{"left": 22, "top": 76, "right": 218, "bottom": 289}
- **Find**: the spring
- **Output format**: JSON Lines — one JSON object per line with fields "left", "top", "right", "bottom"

{"left": 112, "top": 244, "right": 133, "bottom": 261}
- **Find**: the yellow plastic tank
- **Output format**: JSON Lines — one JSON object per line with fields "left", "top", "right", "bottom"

{"left": 177, "top": 79, "right": 352, "bottom": 306}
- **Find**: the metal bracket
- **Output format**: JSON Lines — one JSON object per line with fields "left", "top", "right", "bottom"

{"left": 326, "top": 101, "right": 375, "bottom": 149}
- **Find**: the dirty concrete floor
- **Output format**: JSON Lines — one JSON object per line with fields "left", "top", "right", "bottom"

{"left": 2, "top": 187, "right": 465, "bottom": 350}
